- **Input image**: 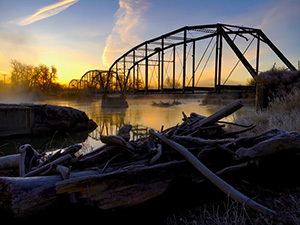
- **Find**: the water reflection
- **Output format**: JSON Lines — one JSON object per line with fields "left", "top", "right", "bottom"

{"left": 88, "top": 107, "right": 150, "bottom": 141}
{"left": 37, "top": 96, "right": 219, "bottom": 149}
{"left": 0, "top": 96, "right": 254, "bottom": 155}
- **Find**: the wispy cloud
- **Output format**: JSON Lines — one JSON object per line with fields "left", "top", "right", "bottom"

{"left": 102, "top": 0, "right": 150, "bottom": 68}
{"left": 258, "top": 0, "right": 299, "bottom": 30}
{"left": 18, "top": 0, "right": 78, "bottom": 26}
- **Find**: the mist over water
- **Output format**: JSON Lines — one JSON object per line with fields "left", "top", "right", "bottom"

{"left": 39, "top": 96, "right": 218, "bottom": 150}
{"left": 0, "top": 95, "right": 253, "bottom": 155}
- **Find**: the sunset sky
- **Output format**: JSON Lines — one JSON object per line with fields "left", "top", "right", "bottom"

{"left": 0, "top": 0, "right": 299, "bottom": 84}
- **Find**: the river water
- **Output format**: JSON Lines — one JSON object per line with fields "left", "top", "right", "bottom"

{"left": 0, "top": 95, "right": 254, "bottom": 155}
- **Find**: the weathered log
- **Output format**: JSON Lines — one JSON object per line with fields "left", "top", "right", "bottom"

{"left": 190, "top": 112, "right": 254, "bottom": 128}
{"left": 24, "top": 154, "right": 72, "bottom": 177}
{"left": 190, "top": 100, "right": 244, "bottom": 128}
{"left": 149, "top": 144, "right": 162, "bottom": 165}
{"left": 38, "top": 145, "right": 81, "bottom": 168}
{"left": 215, "top": 160, "right": 256, "bottom": 175}
{"left": 100, "top": 153, "right": 123, "bottom": 173}
{"left": 117, "top": 124, "right": 132, "bottom": 141}
{"left": 100, "top": 134, "right": 134, "bottom": 151}
{"left": 149, "top": 129, "right": 276, "bottom": 215}
{"left": 56, "top": 165, "right": 70, "bottom": 179}
{"left": 179, "top": 124, "right": 225, "bottom": 137}
{"left": 0, "top": 170, "right": 101, "bottom": 217}
{"left": 147, "top": 136, "right": 156, "bottom": 151}
{"left": 19, "top": 144, "right": 40, "bottom": 177}
{"left": 172, "top": 135, "right": 236, "bottom": 158}
{"left": 75, "top": 145, "right": 126, "bottom": 169}
{"left": 221, "top": 124, "right": 256, "bottom": 137}
{"left": 182, "top": 111, "right": 190, "bottom": 123}
{"left": 0, "top": 154, "right": 19, "bottom": 170}
{"left": 229, "top": 129, "right": 286, "bottom": 150}
{"left": 235, "top": 131, "right": 300, "bottom": 160}
{"left": 55, "top": 160, "right": 186, "bottom": 210}
{"left": 172, "top": 136, "right": 235, "bottom": 146}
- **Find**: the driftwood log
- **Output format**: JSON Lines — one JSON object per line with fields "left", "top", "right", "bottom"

{"left": 1, "top": 100, "right": 300, "bottom": 218}
{"left": 150, "top": 129, "right": 275, "bottom": 215}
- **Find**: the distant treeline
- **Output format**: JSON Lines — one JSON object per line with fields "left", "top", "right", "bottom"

{"left": 0, "top": 60, "right": 73, "bottom": 101}
{"left": 9, "top": 60, "right": 65, "bottom": 93}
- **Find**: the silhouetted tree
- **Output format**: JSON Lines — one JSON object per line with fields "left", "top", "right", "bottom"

{"left": 10, "top": 60, "right": 34, "bottom": 90}
{"left": 164, "top": 77, "right": 181, "bottom": 88}
{"left": 10, "top": 60, "right": 57, "bottom": 93}
{"left": 31, "top": 64, "right": 57, "bottom": 92}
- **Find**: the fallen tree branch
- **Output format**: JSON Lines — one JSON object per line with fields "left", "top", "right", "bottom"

{"left": 235, "top": 131, "right": 300, "bottom": 160}
{"left": 100, "top": 135, "right": 135, "bottom": 152}
{"left": 117, "top": 124, "right": 132, "bottom": 142}
{"left": 24, "top": 154, "right": 72, "bottom": 177}
{"left": 172, "top": 135, "right": 235, "bottom": 146}
{"left": 190, "top": 112, "right": 254, "bottom": 128}
{"left": 149, "top": 144, "right": 162, "bottom": 165}
{"left": 19, "top": 144, "right": 40, "bottom": 177}
{"left": 189, "top": 100, "right": 244, "bottom": 128}
{"left": 149, "top": 129, "right": 276, "bottom": 215}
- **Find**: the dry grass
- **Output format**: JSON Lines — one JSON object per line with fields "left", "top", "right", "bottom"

{"left": 234, "top": 89, "right": 300, "bottom": 136}
{"left": 165, "top": 79, "right": 300, "bottom": 224}
{"left": 165, "top": 199, "right": 250, "bottom": 225}
{"left": 165, "top": 191, "right": 300, "bottom": 225}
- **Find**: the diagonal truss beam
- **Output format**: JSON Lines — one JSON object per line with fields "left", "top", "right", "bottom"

{"left": 258, "top": 30, "right": 296, "bottom": 71}
{"left": 218, "top": 25, "right": 257, "bottom": 80}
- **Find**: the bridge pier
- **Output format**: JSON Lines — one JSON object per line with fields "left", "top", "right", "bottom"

{"left": 101, "top": 94, "right": 129, "bottom": 108}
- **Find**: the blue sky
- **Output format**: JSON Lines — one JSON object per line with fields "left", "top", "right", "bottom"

{"left": 0, "top": 0, "right": 299, "bottom": 84}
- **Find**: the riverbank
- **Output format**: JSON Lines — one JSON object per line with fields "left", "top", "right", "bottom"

{"left": 1, "top": 99, "right": 300, "bottom": 224}
{"left": 0, "top": 103, "right": 97, "bottom": 138}
{"left": 165, "top": 89, "right": 300, "bottom": 225}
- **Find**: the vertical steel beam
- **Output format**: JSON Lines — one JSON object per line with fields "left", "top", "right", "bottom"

{"left": 218, "top": 35, "right": 222, "bottom": 86}
{"left": 173, "top": 45, "right": 176, "bottom": 89}
{"left": 116, "top": 63, "right": 120, "bottom": 91}
{"left": 183, "top": 29, "right": 187, "bottom": 91}
{"left": 192, "top": 40, "right": 195, "bottom": 90}
{"left": 123, "top": 57, "right": 126, "bottom": 91}
{"left": 145, "top": 43, "right": 148, "bottom": 92}
{"left": 256, "top": 34, "right": 260, "bottom": 76}
{"left": 158, "top": 51, "right": 160, "bottom": 89}
{"left": 214, "top": 34, "right": 219, "bottom": 89}
{"left": 133, "top": 50, "right": 136, "bottom": 91}
{"left": 137, "top": 64, "right": 139, "bottom": 90}
{"left": 161, "top": 38, "right": 164, "bottom": 91}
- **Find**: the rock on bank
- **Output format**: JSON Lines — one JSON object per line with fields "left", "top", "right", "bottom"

{"left": 0, "top": 104, "right": 97, "bottom": 137}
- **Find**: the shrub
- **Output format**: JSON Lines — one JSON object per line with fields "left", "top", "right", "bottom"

{"left": 257, "top": 68, "right": 300, "bottom": 101}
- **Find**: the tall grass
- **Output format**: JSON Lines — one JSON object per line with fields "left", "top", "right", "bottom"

{"left": 166, "top": 71, "right": 300, "bottom": 224}
{"left": 166, "top": 199, "right": 251, "bottom": 225}
{"left": 165, "top": 192, "right": 300, "bottom": 225}
{"left": 235, "top": 89, "right": 300, "bottom": 135}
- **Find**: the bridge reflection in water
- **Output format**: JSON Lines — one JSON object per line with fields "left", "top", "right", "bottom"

{"left": 87, "top": 107, "right": 153, "bottom": 142}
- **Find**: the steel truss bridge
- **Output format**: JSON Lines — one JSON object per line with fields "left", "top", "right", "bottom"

{"left": 69, "top": 23, "right": 296, "bottom": 94}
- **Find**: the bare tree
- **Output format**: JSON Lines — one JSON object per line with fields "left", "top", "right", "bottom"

{"left": 10, "top": 60, "right": 58, "bottom": 93}
{"left": 10, "top": 60, "right": 34, "bottom": 90}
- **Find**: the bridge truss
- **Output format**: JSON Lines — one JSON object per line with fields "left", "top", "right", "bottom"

{"left": 69, "top": 70, "right": 116, "bottom": 93}
{"left": 70, "top": 24, "right": 296, "bottom": 94}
